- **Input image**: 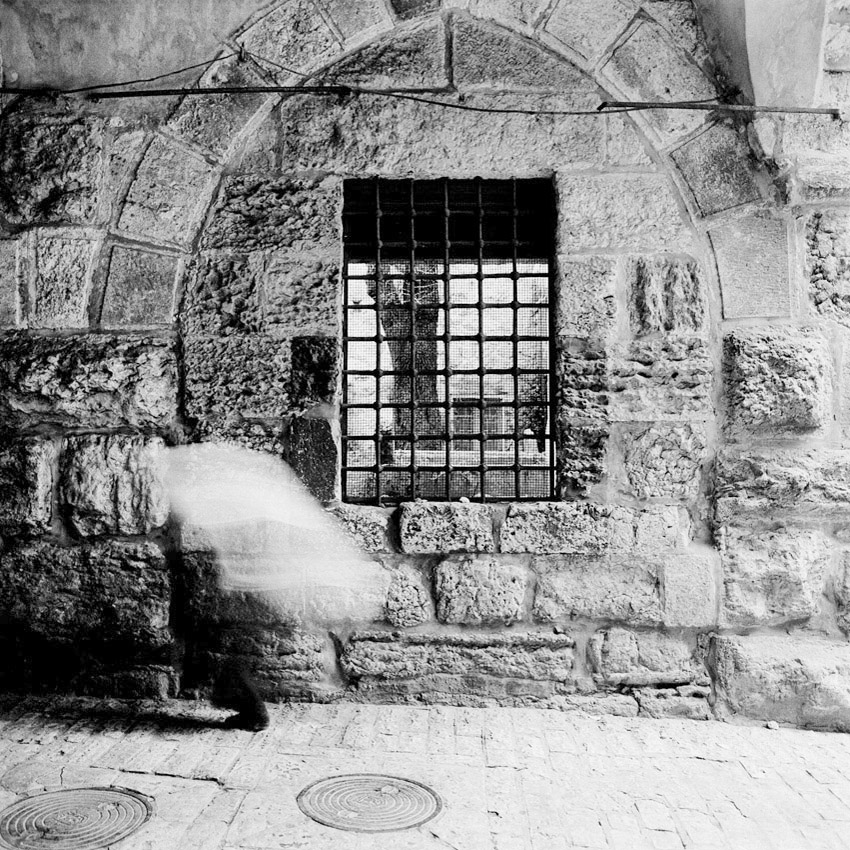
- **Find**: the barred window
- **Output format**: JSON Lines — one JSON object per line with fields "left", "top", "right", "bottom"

{"left": 342, "top": 177, "right": 556, "bottom": 504}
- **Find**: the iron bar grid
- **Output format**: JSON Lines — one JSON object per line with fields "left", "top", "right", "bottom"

{"left": 342, "top": 177, "right": 556, "bottom": 505}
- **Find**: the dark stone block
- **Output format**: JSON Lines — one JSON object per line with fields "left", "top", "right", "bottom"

{"left": 289, "top": 336, "right": 339, "bottom": 410}
{"left": 390, "top": 0, "right": 440, "bottom": 19}
{"left": 286, "top": 417, "right": 338, "bottom": 502}
{"left": 101, "top": 246, "right": 177, "bottom": 328}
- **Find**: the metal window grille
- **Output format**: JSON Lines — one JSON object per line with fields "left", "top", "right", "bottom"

{"left": 342, "top": 177, "right": 556, "bottom": 504}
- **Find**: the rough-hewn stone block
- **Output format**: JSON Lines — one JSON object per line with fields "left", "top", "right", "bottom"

{"left": 558, "top": 175, "right": 691, "bottom": 251}
{"left": 264, "top": 255, "right": 339, "bottom": 337}
{"left": 321, "top": 0, "right": 391, "bottom": 41}
{"left": 27, "top": 232, "right": 98, "bottom": 329}
{"left": 202, "top": 175, "right": 341, "bottom": 252}
{"left": 796, "top": 152, "right": 850, "bottom": 202}
{"left": 237, "top": 0, "right": 341, "bottom": 79}
{"left": 0, "top": 437, "right": 57, "bottom": 535}
{"left": 533, "top": 555, "right": 662, "bottom": 624}
{"left": 0, "top": 540, "right": 171, "bottom": 648}
{"left": 601, "top": 20, "right": 715, "bottom": 143}
{"left": 342, "top": 631, "right": 575, "bottom": 682}
{"left": 331, "top": 503, "right": 395, "bottom": 553}
{"left": 0, "top": 115, "right": 104, "bottom": 225}
{"left": 435, "top": 555, "right": 529, "bottom": 625}
{"left": 101, "top": 246, "right": 177, "bottom": 328}
{"left": 608, "top": 505, "right": 686, "bottom": 552}
{"left": 117, "top": 136, "right": 215, "bottom": 247}
{"left": 501, "top": 502, "right": 610, "bottom": 554}
{"left": 724, "top": 327, "right": 831, "bottom": 434}
{"left": 670, "top": 123, "right": 761, "bottom": 216}
{"left": 289, "top": 336, "right": 339, "bottom": 411}
{"left": 635, "top": 688, "right": 712, "bottom": 720}
{"left": 710, "top": 217, "right": 790, "bottom": 319}
{"left": 59, "top": 435, "right": 167, "bottom": 537}
{"left": 661, "top": 545, "right": 719, "bottom": 628}
{"left": 0, "top": 240, "right": 18, "bottom": 328}
{"left": 556, "top": 424, "right": 607, "bottom": 496}
{"left": 286, "top": 416, "right": 338, "bottom": 502}
{"left": 627, "top": 256, "right": 705, "bottom": 336}
{"left": 381, "top": 557, "right": 433, "bottom": 627}
{"left": 0, "top": 333, "right": 178, "bottom": 430}
{"left": 588, "top": 628, "right": 706, "bottom": 686}
{"left": 609, "top": 337, "right": 712, "bottom": 421}
{"left": 544, "top": 0, "right": 635, "bottom": 62}
{"left": 807, "top": 210, "right": 850, "bottom": 324}
{"left": 720, "top": 528, "right": 829, "bottom": 627}
{"left": 709, "top": 633, "right": 850, "bottom": 731}
{"left": 622, "top": 423, "right": 707, "bottom": 499}
{"left": 557, "top": 341, "right": 608, "bottom": 421}
{"left": 605, "top": 114, "right": 653, "bottom": 166}
{"left": 399, "top": 502, "right": 495, "bottom": 553}
{"left": 556, "top": 256, "right": 617, "bottom": 340}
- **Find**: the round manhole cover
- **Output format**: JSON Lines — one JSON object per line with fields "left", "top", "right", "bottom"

{"left": 0, "top": 787, "right": 153, "bottom": 850}
{"left": 297, "top": 774, "right": 442, "bottom": 832}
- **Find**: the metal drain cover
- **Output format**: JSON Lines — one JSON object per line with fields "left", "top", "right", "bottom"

{"left": 0, "top": 787, "right": 153, "bottom": 850}
{"left": 297, "top": 774, "right": 442, "bottom": 833}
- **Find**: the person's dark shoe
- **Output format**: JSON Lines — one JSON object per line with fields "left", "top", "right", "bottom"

{"left": 223, "top": 703, "right": 270, "bottom": 731}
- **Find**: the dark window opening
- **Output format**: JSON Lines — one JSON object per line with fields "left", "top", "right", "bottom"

{"left": 342, "top": 177, "right": 556, "bottom": 505}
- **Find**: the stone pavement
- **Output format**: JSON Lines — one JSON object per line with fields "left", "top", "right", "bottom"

{"left": 0, "top": 697, "right": 849, "bottom": 849}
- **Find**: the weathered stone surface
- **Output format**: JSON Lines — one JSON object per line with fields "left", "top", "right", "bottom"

{"left": 720, "top": 528, "right": 829, "bottom": 627}
{"left": 0, "top": 437, "right": 57, "bottom": 535}
{"left": 435, "top": 555, "right": 529, "bottom": 625}
{"left": 641, "top": 0, "right": 712, "bottom": 68}
{"left": 101, "top": 246, "right": 176, "bottom": 328}
{"left": 557, "top": 341, "right": 607, "bottom": 421}
{"left": 286, "top": 416, "right": 338, "bottom": 502}
{"left": 342, "top": 631, "right": 575, "bottom": 682}
{"left": 469, "top": 0, "right": 548, "bottom": 30}
{"left": 533, "top": 555, "right": 662, "bottom": 624}
{"left": 807, "top": 210, "right": 850, "bottom": 324}
{"left": 277, "top": 92, "right": 605, "bottom": 174}
{"left": 609, "top": 337, "right": 712, "bottom": 421}
{"left": 0, "top": 540, "right": 171, "bottom": 647}
{"left": 601, "top": 20, "right": 715, "bottom": 143}
{"left": 381, "top": 558, "right": 433, "bottom": 627}
{"left": 59, "top": 434, "right": 168, "bottom": 537}
{"left": 556, "top": 424, "right": 607, "bottom": 496}
{"left": 628, "top": 256, "right": 705, "bottom": 336}
{"left": 202, "top": 175, "right": 341, "bottom": 252}
{"left": 724, "top": 327, "right": 831, "bottom": 434}
{"left": 322, "top": 0, "right": 391, "bottom": 41}
{"left": 715, "top": 449, "right": 850, "bottom": 523}
{"left": 0, "top": 240, "right": 18, "bottom": 327}
{"left": 399, "top": 502, "right": 495, "bottom": 553}
{"left": 0, "top": 115, "right": 104, "bottom": 224}
{"left": 825, "top": 20, "right": 850, "bottom": 71}
{"left": 321, "top": 20, "right": 447, "bottom": 88}
{"left": 622, "top": 423, "right": 707, "bottom": 499}
{"left": 331, "top": 503, "right": 394, "bottom": 553}
{"left": 710, "top": 217, "right": 790, "bottom": 319}
{"left": 0, "top": 333, "right": 178, "bottom": 430}
{"left": 558, "top": 175, "right": 691, "bottom": 251}
{"left": 117, "top": 136, "right": 215, "bottom": 247}
{"left": 544, "top": 0, "right": 635, "bottom": 62}
{"left": 502, "top": 502, "right": 610, "bottom": 554}
{"left": 605, "top": 114, "right": 654, "bottom": 166}
{"left": 608, "top": 505, "right": 686, "bottom": 552}
{"left": 192, "top": 418, "right": 287, "bottom": 455}
{"left": 183, "top": 335, "right": 291, "bottom": 422}
{"left": 237, "top": 0, "right": 341, "bottom": 79}
{"left": 264, "top": 255, "right": 339, "bottom": 337}
{"left": 671, "top": 123, "right": 761, "bottom": 216}
{"left": 635, "top": 689, "right": 712, "bottom": 720}
{"left": 588, "top": 628, "right": 705, "bottom": 686}
{"left": 834, "top": 552, "right": 850, "bottom": 636}
{"left": 290, "top": 336, "right": 339, "bottom": 411}
{"left": 454, "top": 17, "right": 589, "bottom": 91}
{"left": 390, "top": 0, "right": 440, "bottom": 19}
{"left": 661, "top": 545, "right": 719, "bottom": 628}
{"left": 709, "top": 634, "right": 850, "bottom": 731}
{"left": 556, "top": 256, "right": 617, "bottom": 340}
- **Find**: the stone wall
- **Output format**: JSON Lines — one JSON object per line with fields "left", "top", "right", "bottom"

{"left": 0, "top": 0, "right": 849, "bottom": 728}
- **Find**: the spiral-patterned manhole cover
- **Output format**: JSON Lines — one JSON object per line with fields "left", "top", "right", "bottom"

{"left": 0, "top": 787, "right": 153, "bottom": 850}
{"left": 297, "top": 774, "right": 442, "bottom": 832}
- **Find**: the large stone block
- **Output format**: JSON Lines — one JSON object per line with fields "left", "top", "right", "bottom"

{"left": 264, "top": 254, "right": 339, "bottom": 337}
{"left": 117, "top": 136, "right": 215, "bottom": 247}
{"left": 622, "top": 423, "right": 707, "bottom": 500}
{"left": 661, "top": 545, "right": 719, "bottom": 628}
{"left": 237, "top": 0, "right": 341, "bottom": 79}
{"left": 0, "top": 540, "right": 171, "bottom": 648}
{"left": 0, "top": 333, "right": 178, "bottom": 430}
{"left": 0, "top": 437, "right": 57, "bottom": 535}
{"left": 59, "top": 435, "right": 168, "bottom": 537}
{"left": 556, "top": 424, "right": 607, "bottom": 496}
{"left": 556, "top": 256, "right": 618, "bottom": 341}
{"left": 724, "top": 327, "right": 831, "bottom": 434}
{"left": 834, "top": 553, "right": 850, "bottom": 636}
{"left": 558, "top": 175, "right": 691, "bottom": 252}
{"left": 380, "top": 557, "right": 433, "bottom": 627}
{"left": 544, "top": 0, "right": 635, "bottom": 62}
{"left": 556, "top": 341, "right": 608, "bottom": 421}
{"left": 330, "top": 503, "right": 395, "bottom": 553}
{"left": 627, "top": 256, "right": 705, "bottom": 336}
{"left": 342, "top": 630, "right": 575, "bottom": 682}
{"left": 709, "top": 634, "right": 850, "bottom": 731}
{"left": 286, "top": 416, "right": 338, "bottom": 502}
{"left": 670, "top": 123, "right": 761, "bottom": 216}
{"left": 202, "top": 175, "right": 341, "bottom": 253}
{"left": 399, "top": 502, "right": 495, "bottom": 553}
{"left": 720, "top": 528, "right": 829, "bottom": 627}
{"left": 501, "top": 502, "right": 610, "bottom": 554}
{"left": 588, "top": 628, "right": 706, "bottom": 686}
{"left": 0, "top": 240, "right": 18, "bottom": 327}
{"left": 601, "top": 20, "right": 715, "bottom": 144}
{"left": 533, "top": 555, "right": 662, "bottom": 624}
{"left": 435, "top": 555, "right": 529, "bottom": 625}
{"left": 101, "top": 246, "right": 177, "bottom": 328}
{"left": 0, "top": 115, "right": 104, "bottom": 225}
{"left": 609, "top": 337, "right": 712, "bottom": 421}
{"left": 605, "top": 114, "right": 653, "bottom": 167}
{"left": 289, "top": 336, "right": 339, "bottom": 410}
{"left": 709, "top": 217, "right": 790, "bottom": 319}
{"left": 807, "top": 210, "right": 850, "bottom": 324}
